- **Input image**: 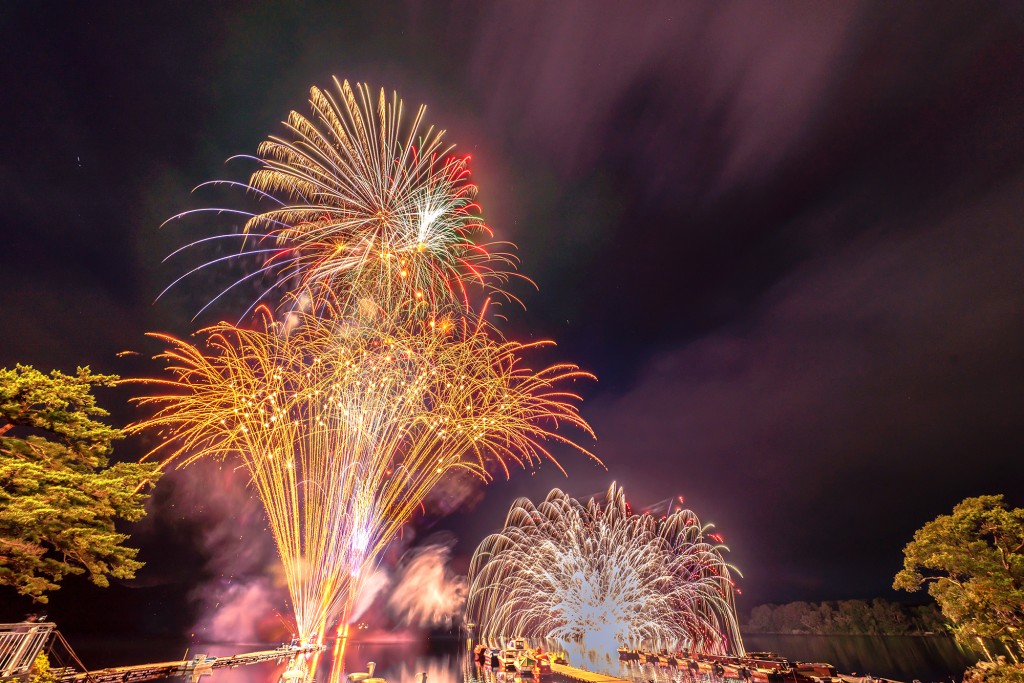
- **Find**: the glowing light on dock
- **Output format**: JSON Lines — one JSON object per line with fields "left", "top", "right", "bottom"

{"left": 465, "top": 483, "right": 744, "bottom": 656}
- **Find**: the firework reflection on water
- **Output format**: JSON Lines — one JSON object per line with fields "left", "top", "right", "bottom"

{"left": 97, "top": 636, "right": 966, "bottom": 683}
{"left": 302, "top": 640, "right": 721, "bottom": 683}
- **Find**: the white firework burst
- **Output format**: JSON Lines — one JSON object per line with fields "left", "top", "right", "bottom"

{"left": 466, "top": 483, "right": 744, "bottom": 655}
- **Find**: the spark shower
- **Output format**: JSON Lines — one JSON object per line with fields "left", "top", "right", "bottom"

{"left": 465, "top": 484, "right": 744, "bottom": 656}
{"left": 135, "top": 79, "right": 597, "bottom": 640}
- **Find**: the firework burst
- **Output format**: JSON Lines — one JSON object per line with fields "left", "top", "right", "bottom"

{"left": 465, "top": 483, "right": 743, "bottom": 656}
{"left": 133, "top": 309, "right": 595, "bottom": 636}
{"left": 142, "top": 79, "right": 597, "bottom": 642}
{"left": 163, "top": 78, "right": 517, "bottom": 322}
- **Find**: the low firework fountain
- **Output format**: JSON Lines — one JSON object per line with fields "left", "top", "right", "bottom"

{"left": 137, "top": 79, "right": 598, "bottom": 641}
{"left": 465, "top": 483, "right": 744, "bottom": 657}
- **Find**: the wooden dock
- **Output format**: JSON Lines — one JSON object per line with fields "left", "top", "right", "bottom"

{"left": 57, "top": 645, "right": 324, "bottom": 683}
{"left": 1, "top": 622, "right": 323, "bottom": 683}
{"left": 550, "top": 655, "right": 907, "bottom": 683}
{"left": 550, "top": 663, "right": 631, "bottom": 683}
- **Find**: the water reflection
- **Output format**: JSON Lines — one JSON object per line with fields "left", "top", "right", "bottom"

{"left": 304, "top": 639, "right": 469, "bottom": 683}
{"left": 743, "top": 635, "right": 975, "bottom": 683}
{"left": 120, "top": 635, "right": 975, "bottom": 683}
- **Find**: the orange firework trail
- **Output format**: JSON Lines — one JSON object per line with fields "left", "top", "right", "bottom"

{"left": 138, "top": 79, "right": 598, "bottom": 640}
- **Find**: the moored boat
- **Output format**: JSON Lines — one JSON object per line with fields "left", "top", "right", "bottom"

{"left": 743, "top": 655, "right": 792, "bottom": 683}
{"left": 515, "top": 652, "right": 537, "bottom": 677}
{"left": 705, "top": 654, "right": 747, "bottom": 679}
{"left": 791, "top": 662, "right": 842, "bottom": 683}
{"left": 749, "top": 671, "right": 783, "bottom": 683}
{"left": 348, "top": 662, "right": 377, "bottom": 683}
{"left": 500, "top": 638, "right": 530, "bottom": 673}
{"left": 534, "top": 653, "right": 553, "bottom": 678}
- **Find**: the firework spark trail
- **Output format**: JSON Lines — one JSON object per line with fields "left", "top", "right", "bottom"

{"left": 133, "top": 310, "right": 595, "bottom": 637}
{"left": 163, "top": 78, "right": 520, "bottom": 322}
{"left": 465, "top": 483, "right": 744, "bottom": 656}
{"left": 141, "top": 78, "right": 598, "bottom": 641}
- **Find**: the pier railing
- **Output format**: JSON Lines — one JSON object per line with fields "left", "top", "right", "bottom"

{"left": 0, "top": 622, "right": 55, "bottom": 680}
{"left": 0, "top": 622, "right": 322, "bottom": 683}
{"left": 56, "top": 645, "right": 324, "bottom": 683}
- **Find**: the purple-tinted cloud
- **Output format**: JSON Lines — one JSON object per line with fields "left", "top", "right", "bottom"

{"left": 585, "top": 171, "right": 1024, "bottom": 602}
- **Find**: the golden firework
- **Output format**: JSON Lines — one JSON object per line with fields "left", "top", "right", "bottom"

{"left": 145, "top": 78, "right": 598, "bottom": 644}
{"left": 133, "top": 310, "right": 595, "bottom": 636}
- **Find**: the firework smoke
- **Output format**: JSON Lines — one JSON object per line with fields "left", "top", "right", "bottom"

{"left": 387, "top": 541, "right": 467, "bottom": 627}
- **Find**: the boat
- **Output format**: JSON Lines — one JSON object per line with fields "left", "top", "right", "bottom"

{"left": 720, "top": 659, "right": 746, "bottom": 678}
{"left": 696, "top": 658, "right": 720, "bottom": 676}
{"left": 500, "top": 638, "right": 530, "bottom": 672}
{"left": 348, "top": 663, "right": 377, "bottom": 683}
{"left": 742, "top": 654, "right": 792, "bottom": 683}
{"left": 745, "top": 653, "right": 793, "bottom": 668}
{"left": 706, "top": 654, "right": 746, "bottom": 678}
{"left": 748, "top": 669, "right": 786, "bottom": 683}
{"left": 534, "top": 654, "right": 553, "bottom": 677}
{"left": 792, "top": 663, "right": 842, "bottom": 683}
{"left": 515, "top": 652, "right": 537, "bottom": 677}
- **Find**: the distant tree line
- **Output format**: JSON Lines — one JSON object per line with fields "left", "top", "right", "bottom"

{"left": 743, "top": 599, "right": 948, "bottom": 635}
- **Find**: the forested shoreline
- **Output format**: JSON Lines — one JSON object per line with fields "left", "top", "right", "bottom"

{"left": 743, "top": 599, "right": 947, "bottom": 635}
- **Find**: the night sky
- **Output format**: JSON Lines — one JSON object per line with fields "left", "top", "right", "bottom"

{"left": 3, "top": 2, "right": 1024, "bottom": 637}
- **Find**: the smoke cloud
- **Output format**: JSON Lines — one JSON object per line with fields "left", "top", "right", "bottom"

{"left": 386, "top": 540, "right": 467, "bottom": 627}
{"left": 140, "top": 462, "right": 474, "bottom": 639}
{"left": 348, "top": 568, "right": 391, "bottom": 625}
{"left": 143, "top": 460, "right": 290, "bottom": 642}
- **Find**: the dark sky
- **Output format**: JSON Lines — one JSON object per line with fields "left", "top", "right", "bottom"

{"left": 2, "top": 2, "right": 1024, "bottom": 635}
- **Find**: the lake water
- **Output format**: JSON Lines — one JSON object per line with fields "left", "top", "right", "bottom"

{"left": 64, "top": 635, "right": 979, "bottom": 683}
{"left": 742, "top": 635, "right": 976, "bottom": 682}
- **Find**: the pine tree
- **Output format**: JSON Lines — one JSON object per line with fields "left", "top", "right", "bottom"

{"left": 895, "top": 495, "right": 1024, "bottom": 660}
{"left": 0, "top": 364, "right": 161, "bottom": 602}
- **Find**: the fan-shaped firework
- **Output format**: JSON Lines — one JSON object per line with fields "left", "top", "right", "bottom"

{"left": 133, "top": 310, "right": 595, "bottom": 637}
{"left": 163, "top": 78, "right": 516, "bottom": 321}
{"left": 143, "top": 79, "right": 597, "bottom": 644}
{"left": 465, "top": 483, "right": 743, "bottom": 656}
